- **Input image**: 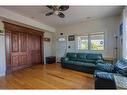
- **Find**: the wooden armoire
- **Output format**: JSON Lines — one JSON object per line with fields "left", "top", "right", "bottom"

{"left": 4, "top": 22, "right": 44, "bottom": 74}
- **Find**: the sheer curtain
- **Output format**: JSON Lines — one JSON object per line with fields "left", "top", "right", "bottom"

{"left": 123, "top": 7, "right": 127, "bottom": 59}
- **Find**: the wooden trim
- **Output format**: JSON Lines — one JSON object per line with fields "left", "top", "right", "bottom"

{"left": 5, "top": 31, "right": 11, "bottom": 74}
{"left": 40, "top": 35, "right": 44, "bottom": 64}
{"left": 3, "top": 21, "right": 44, "bottom": 36}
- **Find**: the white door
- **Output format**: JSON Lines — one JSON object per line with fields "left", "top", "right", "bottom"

{"left": 67, "top": 41, "right": 77, "bottom": 52}
{"left": 56, "top": 37, "right": 67, "bottom": 62}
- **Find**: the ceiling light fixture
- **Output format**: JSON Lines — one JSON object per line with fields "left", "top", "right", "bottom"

{"left": 86, "top": 17, "right": 91, "bottom": 19}
{"left": 45, "top": 6, "right": 69, "bottom": 18}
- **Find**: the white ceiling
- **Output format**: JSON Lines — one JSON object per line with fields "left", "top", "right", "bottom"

{"left": 3, "top": 6, "right": 123, "bottom": 28}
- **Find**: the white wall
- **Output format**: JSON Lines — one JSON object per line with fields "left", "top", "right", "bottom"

{"left": 0, "top": 7, "right": 55, "bottom": 33}
{"left": 56, "top": 16, "right": 120, "bottom": 58}
{"left": 44, "top": 32, "right": 54, "bottom": 64}
{"left": 0, "top": 20, "right": 6, "bottom": 76}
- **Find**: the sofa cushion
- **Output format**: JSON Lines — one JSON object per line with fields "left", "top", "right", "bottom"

{"left": 64, "top": 60, "right": 75, "bottom": 64}
{"left": 115, "top": 59, "right": 127, "bottom": 76}
{"left": 76, "top": 59, "right": 85, "bottom": 62}
{"left": 76, "top": 59, "right": 95, "bottom": 63}
{"left": 66, "top": 53, "right": 77, "bottom": 59}
{"left": 77, "top": 53, "right": 87, "bottom": 59}
{"left": 81, "top": 63, "right": 96, "bottom": 67}
{"left": 76, "top": 53, "right": 87, "bottom": 62}
{"left": 64, "top": 60, "right": 84, "bottom": 66}
{"left": 65, "top": 60, "right": 82, "bottom": 64}
{"left": 94, "top": 70, "right": 114, "bottom": 81}
{"left": 69, "top": 58, "right": 78, "bottom": 61}
{"left": 73, "top": 61, "right": 86, "bottom": 66}
{"left": 84, "top": 59, "right": 95, "bottom": 63}
{"left": 86, "top": 53, "right": 102, "bottom": 60}
{"left": 66, "top": 60, "right": 96, "bottom": 67}
{"left": 96, "top": 63, "right": 114, "bottom": 72}
{"left": 96, "top": 60, "right": 104, "bottom": 64}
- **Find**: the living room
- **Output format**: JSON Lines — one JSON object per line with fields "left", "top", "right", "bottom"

{"left": 0, "top": 1, "right": 127, "bottom": 94}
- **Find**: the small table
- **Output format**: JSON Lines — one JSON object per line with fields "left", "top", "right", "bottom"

{"left": 114, "top": 74, "right": 127, "bottom": 89}
{"left": 104, "top": 57, "right": 115, "bottom": 64}
{"left": 46, "top": 56, "right": 56, "bottom": 64}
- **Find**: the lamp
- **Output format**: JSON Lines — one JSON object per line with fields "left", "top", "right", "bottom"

{"left": 114, "top": 34, "right": 118, "bottom": 62}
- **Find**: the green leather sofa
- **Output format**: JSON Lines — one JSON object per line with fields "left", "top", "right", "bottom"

{"left": 61, "top": 53, "right": 103, "bottom": 74}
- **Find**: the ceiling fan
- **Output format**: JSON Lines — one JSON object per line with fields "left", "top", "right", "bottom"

{"left": 45, "top": 6, "right": 69, "bottom": 18}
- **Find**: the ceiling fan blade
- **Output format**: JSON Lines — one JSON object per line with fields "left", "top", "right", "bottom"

{"left": 46, "top": 6, "right": 54, "bottom": 9}
{"left": 58, "top": 12, "right": 65, "bottom": 18}
{"left": 45, "top": 12, "right": 54, "bottom": 16}
{"left": 59, "top": 6, "right": 69, "bottom": 11}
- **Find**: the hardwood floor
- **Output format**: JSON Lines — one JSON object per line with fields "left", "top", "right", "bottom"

{"left": 0, "top": 63, "right": 94, "bottom": 89}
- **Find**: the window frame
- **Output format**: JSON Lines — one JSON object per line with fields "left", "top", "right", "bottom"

{"left": 78, "top": 35, "right": 89, "bottom": 50}
{"left": 89, "top": 32, "right": 105, "bottom": 51}
{"left": 77, "top": 32, "right": 105, "bottom": 51}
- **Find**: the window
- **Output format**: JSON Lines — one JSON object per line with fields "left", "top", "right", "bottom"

{"left": 78, "top": 33, "right": 104, "bottom": 51}
{"left": 90, "top": 33, "right": 104, "bottom": 50}
{"left": 78, "top": 36, "right": 88, "bottom": 50}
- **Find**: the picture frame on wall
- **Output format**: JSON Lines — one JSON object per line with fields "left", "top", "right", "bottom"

{"left": 68, "top": 35, "right": 75, "bottom": 41}
{"left": 0, "top": 29, "right": 4, "bottom": 36}
{"left": 44, "top": 37, "right": 50, "bottom": 42}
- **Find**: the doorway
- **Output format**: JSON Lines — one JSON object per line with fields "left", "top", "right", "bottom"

{"left": 56, "top": 36, "right": 67, "bottom": 62}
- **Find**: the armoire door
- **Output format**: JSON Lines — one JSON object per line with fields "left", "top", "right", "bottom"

{"left": 28, "top": 34, "right": 41, "bottom": 65}
{"left": 11, "top": 32, "right": 28, "bottom": 70}
{"left": 4, "top": 22, "right": 44, "bottom": 73}
{"left": 34, "top": 35, "right": 41, "bottom": 64}
{"left": 19, "top": 32, "right": 27, "bottom": 66}
{"left": 11, "top": 32, "right": 20, "bottom": 70}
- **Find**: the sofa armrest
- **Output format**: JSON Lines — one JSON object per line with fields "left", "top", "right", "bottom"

{"left": 61, "top": 57, "right": 69, "bottom": 67}
{"left": 61, "top": 57, "right": 68, "bottom": 62}
{"left": 61, "top": 57, "right": 64, "bottom": 62}
{"left": 96, "top": 63, "right": 114, "bottom": 72}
